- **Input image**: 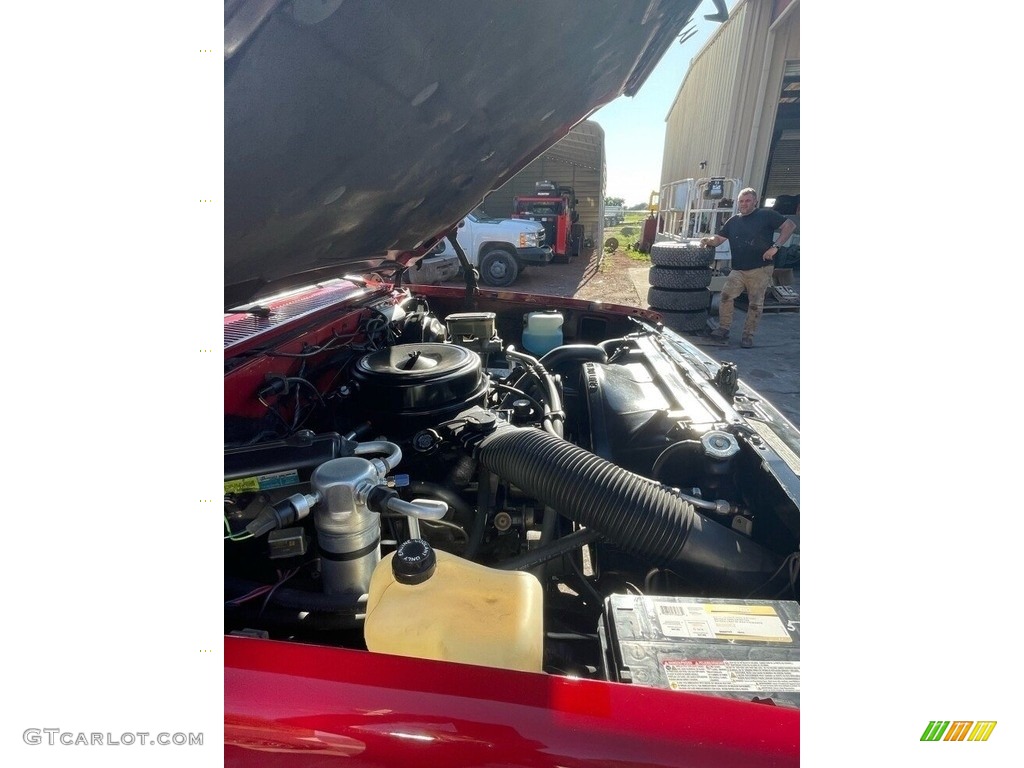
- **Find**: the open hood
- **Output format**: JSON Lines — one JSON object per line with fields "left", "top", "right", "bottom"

{"left": 224, "top": 0, "right": 701, "bottom": 309}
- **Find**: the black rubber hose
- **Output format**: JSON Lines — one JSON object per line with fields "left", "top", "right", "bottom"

{"left": 477, "top": 427, "right": 780, "bottom": 592}
{"left": 539, "top": 344, "right": 608, "bottom": 370}
{"left": 599, "top": 337, "right": 637, "bottom": 361}
{"left": 225, "top": 577, "right": 365, "bottom": 614}
{"left": 463, "top": 465, "right": 492, "bottom": 560}
{"left": 507, "top": 347, "right": 563, "bottom": 438}
{"left": 497, "top": 527, "right": 602, "bottom": 572}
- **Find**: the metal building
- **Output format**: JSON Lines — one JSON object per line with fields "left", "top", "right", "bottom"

{"left": 483, "top": 120, "right": 607, "bottom": 249}
{"left": 661, "top": 0, "right": 799, "bottom": 201}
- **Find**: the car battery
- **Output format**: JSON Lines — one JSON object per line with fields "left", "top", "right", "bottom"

{"left": 598, "top": 594, "right": 800, "bottom": 708}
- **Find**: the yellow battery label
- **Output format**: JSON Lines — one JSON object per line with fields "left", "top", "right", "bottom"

{"left": 224, "top": 469, "right": 300, "bottom": 494}
{"left": 224, "top": 477, "right": 260, "bottom": 493}
{"left": 654, "top": 600, "right": 791, "bottom": 642}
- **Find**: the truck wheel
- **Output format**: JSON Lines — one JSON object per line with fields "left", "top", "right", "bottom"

{"left": 571, "top": 224, "right": 585, "bottom": 258}
{"left": 648, "top": 266, "right": 712, "bottom": 290}
{"left": 647, "top": 287, "right": 711, "bottom": 312}
{"left": 657, "top": 309, "right": 710, "bottom": 333}
{"left": 479, "top": 249, "right": 519, "bottom": 287}
{"left": 650, "top": 242, "right": 715, "bottom": 268}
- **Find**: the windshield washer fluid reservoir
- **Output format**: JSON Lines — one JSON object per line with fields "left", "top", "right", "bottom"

{"left": 521, "top": 311, "right": 563, "bottom": 356}
{"left": 365, "top": 539, "right": 543, "bottom": 672}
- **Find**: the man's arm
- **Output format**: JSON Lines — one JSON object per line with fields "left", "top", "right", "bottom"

{"left": 774, "top": 218, "right": 797, "bottom": 247}
{"left": 763, "top": 218, "right": 797, "bottom": 262}
{"left": 700, "top": 234, "right": 726, "bottom": 248}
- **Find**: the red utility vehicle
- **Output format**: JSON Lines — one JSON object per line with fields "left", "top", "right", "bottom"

{"left": 512, "top": 180, "right": 585, "bottom": 262}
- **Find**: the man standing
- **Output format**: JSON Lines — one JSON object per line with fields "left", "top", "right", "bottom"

{"left": 701, "top": 188, "right": 796, "bottom": 348}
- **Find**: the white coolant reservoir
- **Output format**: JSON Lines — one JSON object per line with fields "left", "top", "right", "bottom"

{"left": 521, "top": 311, "right": 564, "bottom": 356}
{"left": 364, "top": 539, "right": 544, "bottom": 672}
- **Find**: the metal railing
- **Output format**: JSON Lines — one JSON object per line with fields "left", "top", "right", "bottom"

{"left": 656, "top": 177, "right": 741, "bottom": 243}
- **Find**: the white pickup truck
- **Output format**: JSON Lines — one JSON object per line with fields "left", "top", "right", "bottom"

{"left": 410, "top": 208, "right": 552, "bottom": 287}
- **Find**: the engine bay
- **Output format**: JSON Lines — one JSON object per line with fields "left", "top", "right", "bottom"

{"left": 224, "top": 281, "right": 799, "bottom": 692}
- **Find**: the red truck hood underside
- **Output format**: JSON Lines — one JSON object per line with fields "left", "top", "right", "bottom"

{"left": 224, "top": 0, "right": 701, "bottom": 309}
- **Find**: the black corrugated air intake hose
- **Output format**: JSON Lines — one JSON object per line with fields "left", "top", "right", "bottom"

{"left": 476, "top": 426, "right": 781, "bottom": 593}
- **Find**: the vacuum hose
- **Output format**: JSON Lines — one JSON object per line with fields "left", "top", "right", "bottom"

{"left": 476, "top": 426, "right": 780, "bottom": 592}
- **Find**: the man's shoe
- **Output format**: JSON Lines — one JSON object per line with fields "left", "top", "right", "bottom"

{"left": 741, "top": 335, "right": 753, "bottom": 348}
{"left": 709, "top": 328, "right": 729, "bottom": 340}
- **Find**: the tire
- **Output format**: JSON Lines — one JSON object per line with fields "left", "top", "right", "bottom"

{"left": 648, "top": 266, "right": 713, "bottom": 290}
{"left": 604, "top": 237, "right": 619, "bottom": 252}
{"left": 479, "top": 249, "right": 519, "bottom": 287}
{"left": 647, "top": 287, "right": 710, "bottom": 312}
{"left": 571, "top": 224, "right": 585, "bottom": 258}
{"left": 650, "top": 242, "right": 715, "bottom": 268}
{"left": 657, "top": 309, "right": 709, "bottom": 333}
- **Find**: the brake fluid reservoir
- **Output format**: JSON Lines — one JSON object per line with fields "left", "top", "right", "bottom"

{"left": 364, "top": 539, "right": 543, "bottom": 672}
{"left": 521, "top": 311, "right": 564, "bottom": 356}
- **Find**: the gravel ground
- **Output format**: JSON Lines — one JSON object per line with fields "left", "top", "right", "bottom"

{"left": 499, "top": 246, "right": 648, "bottom": 307}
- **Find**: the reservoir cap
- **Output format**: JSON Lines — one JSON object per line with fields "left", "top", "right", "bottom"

{"left": 393, "top": 539, "right": 437, "bottom": 585}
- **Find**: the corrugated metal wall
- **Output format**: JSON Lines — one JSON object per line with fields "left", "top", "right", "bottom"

{"left": 661, "top": 1, "right": 753, "bottom": 186}
{"left": 747, "top": 8, "right": 799, "bottom": 196}
{"left": 660, "top": 1, "right": 798, "bottom": 198}
{"left": 483, "top": 121, "right": 605, "bottom": 247}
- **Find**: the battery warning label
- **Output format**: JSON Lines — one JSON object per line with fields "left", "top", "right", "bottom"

{"left": 663, "top": 658, "right": 800, "bottom": 693}
{"left": 654, "top": 600, "right": 792, "bottom": 642}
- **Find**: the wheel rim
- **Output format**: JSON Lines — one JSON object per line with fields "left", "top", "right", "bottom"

{"left": 488, "top": 259, "right": 509, "bottom": 280}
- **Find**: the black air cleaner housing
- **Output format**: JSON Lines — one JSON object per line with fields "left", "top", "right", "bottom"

{"left": 350, "top": 343, "right": 488, "bottom": 434}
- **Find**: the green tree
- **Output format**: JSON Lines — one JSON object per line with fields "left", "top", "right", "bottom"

{"left": 604, "top": 196, "right": 624, "bottom": 206}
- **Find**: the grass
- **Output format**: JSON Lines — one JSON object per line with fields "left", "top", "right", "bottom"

{"left": 603, "top": 210, "right": 654, "bottom": 262}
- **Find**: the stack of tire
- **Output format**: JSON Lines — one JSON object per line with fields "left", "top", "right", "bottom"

{"left": 646, "top": 241, "right": 715, "bottom": 333}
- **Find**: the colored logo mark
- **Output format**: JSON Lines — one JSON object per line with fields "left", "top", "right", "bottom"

{"left": 920, "top": 721, "right": 996, "bottom": 742}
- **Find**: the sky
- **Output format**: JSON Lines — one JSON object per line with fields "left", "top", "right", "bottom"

{"left": 590, "top": 10, "right": 726, "bottom": 206}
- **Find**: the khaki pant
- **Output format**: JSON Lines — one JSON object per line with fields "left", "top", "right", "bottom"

{"left": 719, "top": 265, "right": 774, "bottom": 336}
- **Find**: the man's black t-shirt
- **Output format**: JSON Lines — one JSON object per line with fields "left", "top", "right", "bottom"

{"left": 718, "top": 208, "right": 787, "bottom": 270}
